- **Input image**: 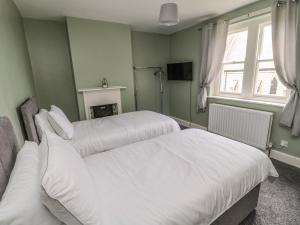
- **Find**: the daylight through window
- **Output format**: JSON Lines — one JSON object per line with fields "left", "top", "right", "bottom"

{"left": 213, "top": 15, "right": 289, "bottom": 103}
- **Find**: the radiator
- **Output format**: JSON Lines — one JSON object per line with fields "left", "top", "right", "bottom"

{"left": 208, "top": 104, "right": 273, "bottom": 150}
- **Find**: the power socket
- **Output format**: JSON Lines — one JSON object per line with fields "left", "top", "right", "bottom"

{"left": 280, "top": 140, "right": 288, "bottom": 148}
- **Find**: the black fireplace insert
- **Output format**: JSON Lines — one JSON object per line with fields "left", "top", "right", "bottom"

{"left": 90, "top": 103, "right": 118, "bottom": 119}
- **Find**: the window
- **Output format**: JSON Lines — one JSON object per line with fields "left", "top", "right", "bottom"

{"left": 220, "top": 30, "right": 248, "bottom": 94}
{"left": 254, "top": 24, "right": 287, "bottom": 97}
{"left": 213, "top": 14, "right": 289, "bottom": 103}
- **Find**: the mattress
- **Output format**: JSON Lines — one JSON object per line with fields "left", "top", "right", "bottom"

{"left": 84, "top": 129, "right": 278, "bottom": 225}
{"left": 70, "top": 111, "right": 180, "bottom": 157}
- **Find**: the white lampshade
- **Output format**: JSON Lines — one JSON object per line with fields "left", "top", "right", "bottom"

{"left": 159, "top": 3, "right": 179, "bottom": 26}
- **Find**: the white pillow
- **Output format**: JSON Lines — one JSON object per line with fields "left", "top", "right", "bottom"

{"left": 35, "top": 109, "right": 55, "bottom": 140}
{"left": 0, "top": 141, "right": 62, "bottom": 225}
{"left": 48, "top": 105, "right": 74, "bottom": 140}
{"left": 51, "top": 105, "right": 70, "bottom": 121}
{"left": 39, "top": 132, "right": 100, "bottom": 225}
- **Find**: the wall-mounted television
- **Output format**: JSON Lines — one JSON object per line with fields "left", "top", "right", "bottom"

{"left": 167, "top": 62, "right": 193, "bottom": 81}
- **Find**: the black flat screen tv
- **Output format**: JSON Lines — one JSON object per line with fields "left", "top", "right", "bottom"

{"left": 167, "top": 62, "right": 193, "bottom": 81}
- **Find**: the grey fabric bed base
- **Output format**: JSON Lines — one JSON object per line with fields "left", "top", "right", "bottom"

{"left": 212, "top": 184, "right": 260, "bottom": 225}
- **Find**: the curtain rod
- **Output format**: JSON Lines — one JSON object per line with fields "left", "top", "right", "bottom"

{"left": 278, "top": 0, "right": 297, "bottom": 5}
{"left": 133, "top": 66, "right": 162, "bottom": 70}
{"left": 197, "top": 7, "right": 271, "bottom": 31}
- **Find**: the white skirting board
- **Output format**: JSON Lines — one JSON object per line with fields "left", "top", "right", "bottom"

{"left": 270, "top": 150, "right": 300, "bottom": 169}
{"left": 171, "top": 116, "right": 207, "bottom": 130}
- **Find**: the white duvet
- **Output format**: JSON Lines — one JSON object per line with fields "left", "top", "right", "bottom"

{"left": 70, "top": 111, "right": 180, "bottom": 157}
{"left": 84, "top": 129, "right": 278, "bottom": 225}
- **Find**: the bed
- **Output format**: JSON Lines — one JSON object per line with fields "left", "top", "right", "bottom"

{"left": 84, "top": 129, "right": 278, "bottom": 225}
{"left": 0, "top": 116, "right": 278, "bottom": 225}
{"left": 20, "top": 97, "right": 180, "bottom": 156}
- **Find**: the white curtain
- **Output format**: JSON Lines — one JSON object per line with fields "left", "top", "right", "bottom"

{"left": 197, "top": 20, "right": 229, "bottom": 111}
{"left": 272, "top": 0, "right": 300, "bottom": 136}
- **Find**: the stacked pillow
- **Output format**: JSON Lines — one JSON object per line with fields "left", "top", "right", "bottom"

{"left": 35, "top": 105, "right": 74, "bottom": 140}
{"left": 0, "top": 133, "right": 101, "bottom": 225}
{"left": 48, "top": 105, "right": 74, "bottom": 140}
{"left": 35, "top": 109, "right": 55, "bottom": 140}
{"left": 1, "top": 106, "right": 99, "bottom": 225}
{"left": 39, "top": 132, "right": 100, "bottom": 225}
{"left": 0, "top": 141, "right": 62, "bottom": 225}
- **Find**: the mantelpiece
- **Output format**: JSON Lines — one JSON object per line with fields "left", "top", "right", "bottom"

{"left": 78, "top": 86, "right": 126, "bottom": 119}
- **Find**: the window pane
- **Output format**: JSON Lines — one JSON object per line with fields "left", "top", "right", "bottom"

{"left": 259, "top": 25, "right": 273, "bottom": 60}
{"left": 224, "top": 30, "right": 248, "bottom": 63}
{"left": 220, "top": 63, "right": 244, "bottom": 93}
{"left": 255, "top": 24, "right": 287, "bottom": 98}
{"left": 254, "top": 61, "right": 287, "bottom": 97}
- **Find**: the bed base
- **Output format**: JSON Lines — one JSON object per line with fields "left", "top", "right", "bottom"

{"left": 212, "top": 184, "right": 260, "bottom": 225}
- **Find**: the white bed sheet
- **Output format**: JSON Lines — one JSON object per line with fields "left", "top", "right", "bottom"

{"left": 84, "top": 129, "right": 278, "bottom": 225}
{"left": 70, "top": 111, "right": 180, "bottom": 157}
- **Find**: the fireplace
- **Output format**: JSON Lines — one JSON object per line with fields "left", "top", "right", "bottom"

{"left": 90, "top": 103, "right": 118, "bottom": 119}
{"left": 78, "top": 86, "right": 126, "bottom": 120}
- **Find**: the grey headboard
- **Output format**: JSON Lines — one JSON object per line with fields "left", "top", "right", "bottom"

{"left": 0, "top": 117, "right": 18, "bottom": 199}
{"left": 20, "top": 97, "right": 39, "bottom": 144}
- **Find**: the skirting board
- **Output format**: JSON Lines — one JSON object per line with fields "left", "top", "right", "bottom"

{"left": 270, "top": 150, "right": 300, "bottom": 169}
{"left": 171, "top": 116, "right": 207, "bottom": 130}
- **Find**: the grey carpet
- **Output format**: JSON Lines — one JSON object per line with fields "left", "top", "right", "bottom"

{"left": 240, "top": 159, "right": 300, "bottom": 225}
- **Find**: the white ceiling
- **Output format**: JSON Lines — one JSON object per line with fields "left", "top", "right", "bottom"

{"left": 14, "top": 0, "right": 258, "bottom": 34}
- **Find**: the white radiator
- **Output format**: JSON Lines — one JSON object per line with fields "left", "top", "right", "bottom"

{"left": 208, "top": 104, "right": 273, "bottom": 150}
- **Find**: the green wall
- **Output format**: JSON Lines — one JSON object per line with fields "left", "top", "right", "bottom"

{"left": 169, "top": 0, "right": 300, "bottom": 158}
{"left": 2, "top": 0, "right": 296, "bottom": 158}
{"left": 23, "top": 19, "right": 79, "bottom": 121}
{"left": 131, "top": 31, "right": 170, "bottom": 114}
{"left": 67, "top": 17, "right": 135, "bottom": 119}
{"left": 0, "top": 0, "right": 35, "bottom": 145}
{"left": 169, "top": 26, "right": 198, "bottom": 122}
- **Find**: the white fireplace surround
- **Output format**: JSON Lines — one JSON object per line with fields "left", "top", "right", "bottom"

{"left": 78, "top": 86, "right": 126, "bottom": 120}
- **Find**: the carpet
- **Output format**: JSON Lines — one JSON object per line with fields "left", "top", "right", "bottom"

{"left": 240, "top": 160, "right": 300, "bottom": 225}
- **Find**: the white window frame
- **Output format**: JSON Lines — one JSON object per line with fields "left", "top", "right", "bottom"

{"left": 211, "top": 14, "right": 290, "bottom": 104}
{"left": 214, "top": 27, "right": 248, "bottom": 98}
{"left": 220, "top": 27, "right": 248, "bottom": 96}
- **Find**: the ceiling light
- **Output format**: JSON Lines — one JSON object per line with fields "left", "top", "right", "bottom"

{"left": 159, "top": 3, "right": 179, "bottom": 26}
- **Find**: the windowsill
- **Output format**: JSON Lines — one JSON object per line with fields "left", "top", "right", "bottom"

{"left": 208, "top": 96, "right": 285, "bottom": 108}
